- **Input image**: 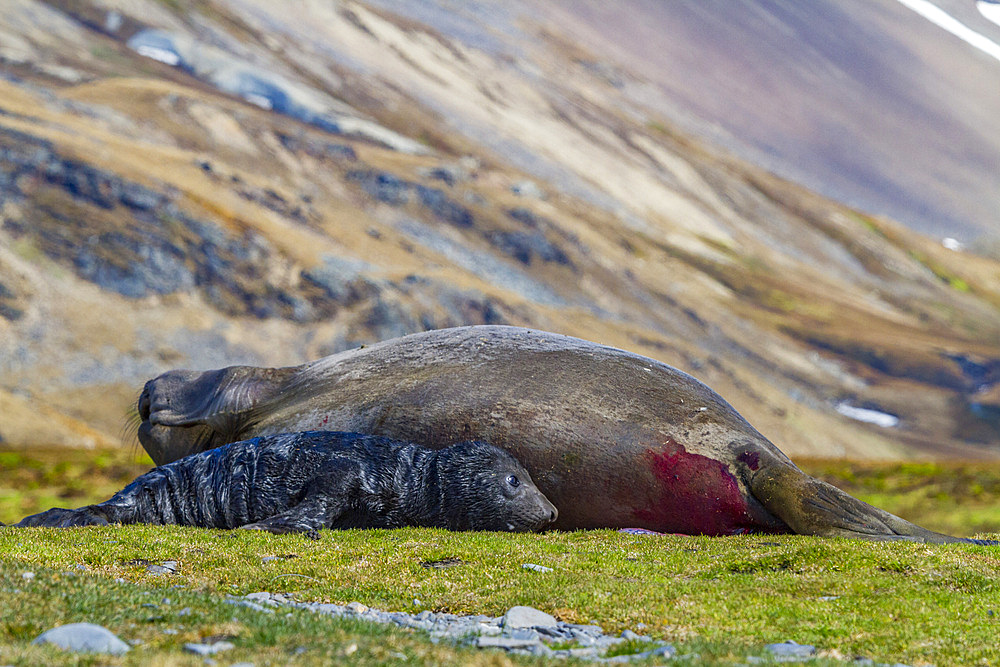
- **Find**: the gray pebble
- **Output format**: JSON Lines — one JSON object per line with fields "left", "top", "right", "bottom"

{"left": 477, "top": 635, "right": 542, "bottom": 650}
{"left": 521, "top": 563, "right": 553, "bottom": 572}
{"left": 503, "top": 605, "right": 558, "bottom": 629}
{"left": 184, "top": 641, "right": 235, "bottom": 655}
{"left": 226, "top": 598, "right": 274, "bottom": 614}
{"left": 508, "top": 628, "right": 541, "bottom": 642}
{"left": 146, "top": 560, "right": 177, "bottom": 575}
{"left": 234, "top": 593, "right": 674, "bottom": 661}
{"left": 765, "top": 640, "right": 816, "bottom": 658}
{"left": 32, "top": 623, "right": 130, "bottom": 655}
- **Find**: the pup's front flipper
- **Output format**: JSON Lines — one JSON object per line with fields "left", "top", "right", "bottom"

{"left": 750, "top": 463, "right": 996, "bottom": 545}
{"left": 14, "top": 507, "right": 111, "bottom": 528}
{"left": 239, "top": 499, "right": 331, "bottom": 536}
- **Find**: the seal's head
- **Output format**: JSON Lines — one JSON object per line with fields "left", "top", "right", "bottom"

{"left": 438, "top": 441, "right": 558, "bottom": 532}
{"left": 137, "top": 365, "right": 297, "bottom": 465}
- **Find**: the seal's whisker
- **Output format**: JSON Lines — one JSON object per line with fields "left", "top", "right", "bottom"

{"left": 119, "top": 389, "right": 143, "bottom": 458}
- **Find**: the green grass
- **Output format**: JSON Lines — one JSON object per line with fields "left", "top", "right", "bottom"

{"left": 3, "top": 448, "right": 1000, "bottom": 665}
{"left": 2, "top": 528, "right": 999, "bottom": 665}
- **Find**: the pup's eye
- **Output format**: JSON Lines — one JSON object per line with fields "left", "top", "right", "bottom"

{"left": 506, "top": 475, "right": 520, "bottom": 488}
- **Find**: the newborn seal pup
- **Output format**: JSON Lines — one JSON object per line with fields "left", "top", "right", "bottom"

{"left": 136, "top": 325, "right": 996, "bottom": 545}
{"left": 14, "top": 431, "right": 558, "bottom": 534}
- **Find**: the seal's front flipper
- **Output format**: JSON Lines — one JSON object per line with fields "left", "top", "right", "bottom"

{"left": 240, "top": 499, "right": 331, "bottom": 535}
{"left": 750, "top": 464, "right": 993, "bottom": 544}
{"left": 14, "top": 506, "right": 111, "bottom": 528}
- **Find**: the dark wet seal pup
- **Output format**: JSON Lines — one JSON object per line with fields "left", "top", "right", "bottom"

{"left": 135, "top": 325, "right": 998, "bottom": 546}
{"left": 13, "top": 431, "right": 558, "bottom": 534}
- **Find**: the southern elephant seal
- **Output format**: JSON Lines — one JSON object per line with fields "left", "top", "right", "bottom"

{"left": 14, "top": 431, "right": 557, "bottom": 534}
{"left": 135, "top": 325, "right": 995, "bottom": 544}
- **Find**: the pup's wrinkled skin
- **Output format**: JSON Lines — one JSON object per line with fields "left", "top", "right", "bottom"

{"left": 14, "top": 431, "right": 558, "bottom": 534}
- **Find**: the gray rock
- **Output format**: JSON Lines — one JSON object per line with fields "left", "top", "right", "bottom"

{"left": 184, "top": 641, "right": 236, "bottom": 656}
{"left": 765, "top": 640, "right": 817, "bottom": 658}
{"left": 521, "top": 563, "right": 553, "bottom": 572}
{"left": 145, "top": 560, "right": 177, "bottom": 575}
{"left": 226, "top": 598, "right": 274, "bottom": 613}
{"left": 506, "top": 628, "right": 541, "bottom": 642}
{"left": 477, "top": 635, "right": 542, "bottom": 650}
{"left": 566, "top": 623, "right": 606, "bottom": 637}
{"left": 502, "top": 605, "right": 558, "bottom": 629}
{"left": 32, "top": 623, "right": 130, "bottom": 655}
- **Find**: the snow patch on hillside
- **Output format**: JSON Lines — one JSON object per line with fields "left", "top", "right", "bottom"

{"left": 896, "top": 0, "right": 1000, "bottom": 63}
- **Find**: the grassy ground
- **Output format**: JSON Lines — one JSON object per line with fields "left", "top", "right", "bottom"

{"left": 2, "top": 447, "right": 1000, "bottom": 665}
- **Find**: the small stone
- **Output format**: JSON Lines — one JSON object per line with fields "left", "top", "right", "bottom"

{"left": 346, "top": 602, "right": 368, "bottom": 614}
{"left": 506, "top": 628, "right": 540, "bottom": 642}
{"left": 621, "top": 629, "right": 644, "bottom": 640}
{"left": 648, "top": 645, "right": 677, "bottom": 658}
{"left": 595, "top": 635, "right": 625, "bottom": 648}
{"left": 225, "top": 599, "right": 274, "bottom": 613}
{"left": 521, "top": 563, "right": 553, "bottom": 572}
{"left": 502, "top": 605, "right": 557, "bottom": 629}
{"left": 183, "top": 641, "right": 235, "bottom": 656}
{"left": 565, "top": 623, "right": 605, "bottom": 636}
{"left": 32, "top": 623, "right": 130, "bottom": 655}
{"left": 566, "top": 647, "right": 600, "bottom": 659}
{"left": 21, "top": 572, "right": 34, "bottom": 581}
{"left": 343, "top": 643, "right": 358, "bottom": 656}
{"left": 765, "top": 640, "right": 816, "bottom": 658}
{"left": 477, "top": 635, "right": 542, "bottom": 650}
{"left": 146, "top": 560, "right": 177, "bottom": 575}
{"left": 476, "top": 623, "right": 502, "bottom": 636}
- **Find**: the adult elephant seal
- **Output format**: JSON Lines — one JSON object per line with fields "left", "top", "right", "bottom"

{"left": 136, "top": 325, "right": 995, "bottom": 545}
{"left": 15, "top": 431, "right": 557, "bottom": 534}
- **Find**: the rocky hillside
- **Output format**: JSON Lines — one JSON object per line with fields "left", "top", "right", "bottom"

{"left": 1, "top": 0, "right": 999, "bottom": 459}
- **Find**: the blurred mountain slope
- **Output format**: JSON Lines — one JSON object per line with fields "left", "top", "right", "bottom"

{"left": 1, "top": 0, "right": 999, "bottom": 458}
{"left": 540, "top": 0, "right": 1000, "bottom": 243}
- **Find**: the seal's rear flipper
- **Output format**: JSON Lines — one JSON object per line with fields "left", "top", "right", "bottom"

{"left": 750, "top": 464, "right": 996, "bottom": 545}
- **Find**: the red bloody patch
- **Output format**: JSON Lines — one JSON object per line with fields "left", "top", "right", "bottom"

{"left": 634, "top": 445, "right": 755, "bottom": 536}
{"left": 738, "top": 450, "right": 760, "bottom": 470}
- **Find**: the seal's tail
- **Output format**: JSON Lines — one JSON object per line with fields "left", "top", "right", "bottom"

{"left": 750, "top": 463, "right": 998, "bottom": 545}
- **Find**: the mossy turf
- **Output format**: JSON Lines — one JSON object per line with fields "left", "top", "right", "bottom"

{"left": 2, "top": 447, "right": 1000, "bottom": 665}
{"left": 2, "top": 527, "right": 1000, "bottom": 666}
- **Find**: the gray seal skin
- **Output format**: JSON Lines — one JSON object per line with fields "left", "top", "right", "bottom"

{"left": 136, "top": 325, "right": 996, "bottom": 545}
{"left": 13, "top": 431, "right": 558, "bottom": 534}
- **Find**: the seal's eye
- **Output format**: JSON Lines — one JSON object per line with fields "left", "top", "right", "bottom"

{"left": 506, "top": 474, "right": 520, "bottom": 488}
